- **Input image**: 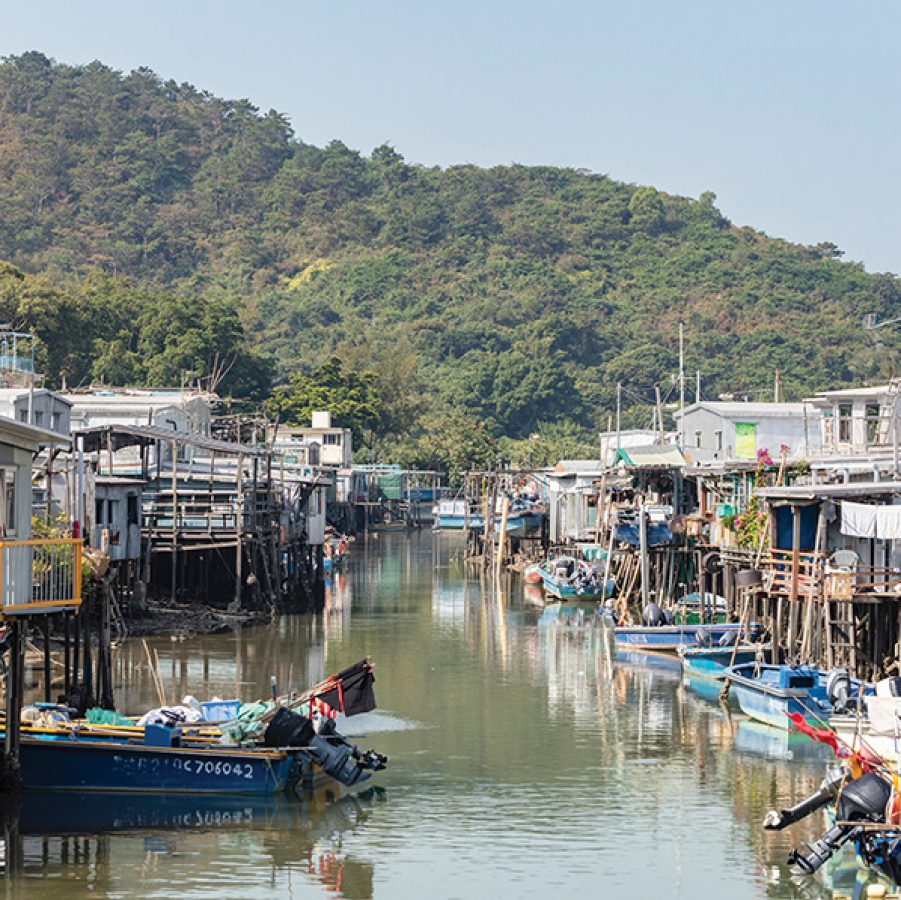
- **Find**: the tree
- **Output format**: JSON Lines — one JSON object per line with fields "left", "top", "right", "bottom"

{"left": 272, "top": 356, "right": 382, "bottom": 447}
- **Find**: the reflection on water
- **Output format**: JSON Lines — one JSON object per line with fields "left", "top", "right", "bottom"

{"left": 1, "top": 531, "right": 891, "bottom": 898}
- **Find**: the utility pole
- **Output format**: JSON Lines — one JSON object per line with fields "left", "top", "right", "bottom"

{"left": 615, "top": 382, "right": 621, "bottom": 453}
{"left": 655, "top": 385, "right": 664, "bottom": 444}
{"left": 774, "top": 369, "right": 782, "bottom": 403}
{"left": 678, "top": 321, "right": 685, "bottom": 447}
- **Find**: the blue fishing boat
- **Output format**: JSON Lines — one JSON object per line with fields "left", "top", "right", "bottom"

{"left": 435, "top": 499, "right": 467, "bottom": 529}
{"left": 10, "top": 732, "right": 300, "bottom": 794}
{"left": 678, "top": 644, "right": 761, "bottom": 682}
{"left": 532, "top": 556, "right": 613, "bottom": 601}
{"left": 613, "top": 622, "right": 759, "bottom": 653}
{"left": 724, "top": 662, "right": 870, "bottom": 730}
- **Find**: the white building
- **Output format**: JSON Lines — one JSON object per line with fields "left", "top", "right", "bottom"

{"left": 806, "top": 383, "right": 901, "bottom": 456}
{"left": 0, "top": 416, "right": 71, "bottom": 613}
{"left": 0, "top": 388, "right": 72, "bottom": 436}
{"left": 675, "top": 401, "right": 819, "bottom": 464}
{"left": 546, "top": 461, "right": 607, "bottom": 544}
{"left": 62, "top": 388, "right": 214, "bottom": 435}
{"left": 274, "top": 411, "right": 352, "bottom": 468}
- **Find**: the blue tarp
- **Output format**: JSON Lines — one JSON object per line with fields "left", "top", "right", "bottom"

{"left": 614, "top": 522, "right": 675, "bottom": 547}
{"left": 774, "top": 505, "right": 818, "bottom": 550}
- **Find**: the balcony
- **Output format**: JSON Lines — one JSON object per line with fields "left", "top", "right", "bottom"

{"left": 0, "top": 538, "right": 83, "bottom": 616}
{"left": 762, "top": 548, "right": 901, "bottom": 601}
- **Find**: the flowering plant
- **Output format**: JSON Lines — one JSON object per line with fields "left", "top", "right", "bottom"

{"left": 732, "top": 447, "right": 777, "bottom": 548}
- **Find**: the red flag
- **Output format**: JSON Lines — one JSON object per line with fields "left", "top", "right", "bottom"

{"left": 785, "top": 711, "right": 882, "bottom": 773}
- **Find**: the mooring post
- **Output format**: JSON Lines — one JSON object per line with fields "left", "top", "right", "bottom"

{"left": 2, "top": 620, "right": 24, "bottom": 792}
{"left": 170, "top": 439, "right": 179, "bottom": 605}
{"left": 234, "top": 452, "right": 244, "bottom": 609}
{"left": 639, "top": 503, "right": 650, "bottom": 610}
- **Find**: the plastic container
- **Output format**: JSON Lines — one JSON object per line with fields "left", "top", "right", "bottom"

{"left": 144, "top": 723, "right": 180, "bottom": 747}
{"left": 200, "top": 699, "right": 241, "bottom": 723}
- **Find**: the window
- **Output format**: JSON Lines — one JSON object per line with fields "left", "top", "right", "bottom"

{"left": 838, "top": 403, "right": 852, "bottom": 442}
{"left": 323, "top": 433, "right": 341, "bottom": 445}
{"left": 695, "top": 431, "right": 702, "bottom": 449}
{"left": 735, "top": 422, "right": 757, "bottom": 459}
{"left": 51, "top": 412, "right": 62, "bottom": 432}
{"left": 715, "top": 430, "right": 723, "bottom": 452}
{"left": 866, "top": 403, "right": 881, "bottom": 444}
{"left": 17, "top": 409, "right": 26, "bottom": 423}
{"left": 32, "top": 410, "right": 43, "bottom": 426}
{"left": 95, "top": 499, "right": 106, "bottom": 526}
{"left": 822, "top": 409, "right": 834, "bottom": 446}
{"left": 127, "top": 494, "right": 139, "bottom": 526}
{"left": 3, "top": 470, "right": 15, "bottom": 536}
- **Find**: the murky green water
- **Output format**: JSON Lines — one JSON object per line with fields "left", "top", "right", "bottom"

{"left": 0, "top": 532, "right": 883, "bottom": 898}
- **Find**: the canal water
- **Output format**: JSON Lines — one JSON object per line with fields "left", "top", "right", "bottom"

{"left": 0, "top": 531, "right": 880, "bottom": 898}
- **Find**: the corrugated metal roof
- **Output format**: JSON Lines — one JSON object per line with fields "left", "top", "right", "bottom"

{"left": 76, "top": 424, "right": 269, "bottom": 458}
{"left": 676, "top": 401, "right": 811, "bottom": 418}
{"left": 616, "top": 445, "right": 686, "bottom": 468}
{"left": 806, "top": 385, "right": 889, "bottom": 401}
{"left": 756, "top": 481, "right": 901, "bottom": 501}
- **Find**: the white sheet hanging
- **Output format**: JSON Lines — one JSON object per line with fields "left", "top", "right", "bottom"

{"left": 841, "top": 501, "right": 878, "bottom": 538}
{"left": 877, "top": 504, "right": 901, "bottom": 540}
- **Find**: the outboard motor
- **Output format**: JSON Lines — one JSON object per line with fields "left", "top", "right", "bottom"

{"left": 826, "top": 667, "right": 852, "bottom": 714}
{"left": 695, "top": 630, "right": 713, "bottom": 648}
{"left": 717, "top": 631, "right": 737, "bottom": 648}
{"left": 787, "top": 772, "right": 893, "bottom": 875}
{"left": 663, "top": 608, "right": 675, "bottom": 626}
{"left": 641, "top": 602, "right": 664, "bottom": 627}
{"left": 263, "top": 706, "right": 387, "bottom": 787}
{"left": 764, "top": 767, "right": 846, "bottom": 832}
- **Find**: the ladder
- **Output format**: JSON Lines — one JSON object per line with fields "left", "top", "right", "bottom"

{"left": 824, "top": 597, "right": 857, "bottom": 671}
{"left": 875, "top": 377, "right": 901, "bottom": 446}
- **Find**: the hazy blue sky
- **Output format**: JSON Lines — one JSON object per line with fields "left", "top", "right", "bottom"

{"left": 5, "top": 1, "right": 901, "bottom": 273}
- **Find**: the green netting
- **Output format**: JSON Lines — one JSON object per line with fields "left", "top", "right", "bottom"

{"left": 376, "top": 472, "right": 403, "bottom": 500}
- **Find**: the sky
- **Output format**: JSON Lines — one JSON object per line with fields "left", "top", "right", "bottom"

{"left": 4, "top": 0, "right": 901, "bottom": 274}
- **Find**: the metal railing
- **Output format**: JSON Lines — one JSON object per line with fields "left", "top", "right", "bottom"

{"left": 0, "top": 537, "right": 83, "bottom": 616}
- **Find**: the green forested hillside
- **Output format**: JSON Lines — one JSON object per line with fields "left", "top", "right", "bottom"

{"left": 0, "top": 52, "right": 898, "bottom": 471}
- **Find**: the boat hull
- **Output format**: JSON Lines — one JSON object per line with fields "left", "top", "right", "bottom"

{"left": 613, "top": 623, "right": 758, "bottom": 653}
{"left": 13, "top": 735, "right": 298, "bottom": 795}
{"left": 678, "top": 645, "right": 760, "bottom": 682}
{"left": 541, "top": 578, "right": 613, "bottom": 602}
{"left": 722, "top": 663, "right": 865, "bottom": 730}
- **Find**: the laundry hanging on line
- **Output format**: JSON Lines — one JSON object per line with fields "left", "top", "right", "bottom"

{"left": 840, "top": 500, "right": 901, "bottom": 540}
{"left": 841, "top": 501, "right": 877, "bottom": 538}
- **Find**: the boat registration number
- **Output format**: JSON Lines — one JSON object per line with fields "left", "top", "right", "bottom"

{"left": 176, "top": 758, "right": 256, "bottom": 779}
{"left": 111, "top": 754, "right": 258, "bottom": 781}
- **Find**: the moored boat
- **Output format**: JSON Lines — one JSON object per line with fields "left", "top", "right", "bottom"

{"left": 678, "top": 644, "right": 761, "bottom": 682}
{"left": 724, "top": 662, "right": 868, "bottom": 729}
{"left": 8, "top": 732, "right": 299, "bottom": 794}
{"left": 2, "top": 658, "right": 387, "bottom": 795}
{"left": 534, "top": 555, "right": 613, "bottom": 601}
{"left": 435, "top": 498, "right": 468, "bottom": 529}
{"left": 614, "top": 622, "right": 759, "bottom": 653}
